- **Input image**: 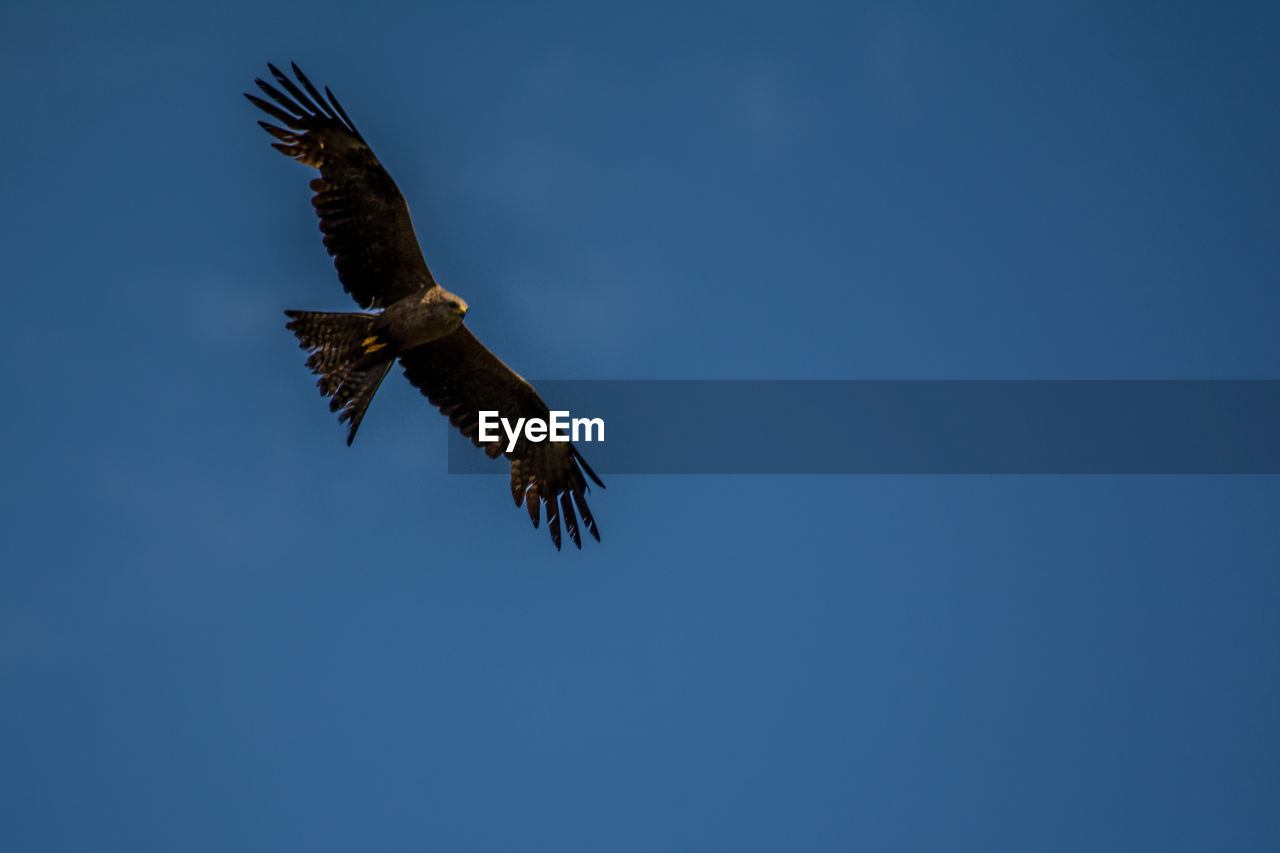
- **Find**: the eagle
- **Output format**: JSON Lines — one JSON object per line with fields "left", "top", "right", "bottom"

{"left": 246, "top": 63, "right": 602, "bottom": 549}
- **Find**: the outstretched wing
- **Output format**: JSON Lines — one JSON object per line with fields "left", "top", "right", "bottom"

{"left": 246, "top": 63, "right": 435, "bottom": 309}
{"left": 399, "top": 326, "right": 604, "bottom": 550}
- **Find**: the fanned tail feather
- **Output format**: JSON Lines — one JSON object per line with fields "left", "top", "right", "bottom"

{"left": 284, "top": 310, "right": 393, "bottom": 444}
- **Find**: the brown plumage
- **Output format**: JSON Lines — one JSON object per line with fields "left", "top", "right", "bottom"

{"left": 248, "top": 63, "right": 602, "bottom": 549}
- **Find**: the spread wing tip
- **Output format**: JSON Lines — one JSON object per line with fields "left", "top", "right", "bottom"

{"left": 247, "top": 62, "right": 361, "bottom": 138}
{"left": 525, "top": 485, "right": 599, "bottom": 550}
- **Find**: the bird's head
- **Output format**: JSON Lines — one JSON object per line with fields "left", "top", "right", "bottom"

{"left": 430, "top": 289, "right": 469, "bottom": 330}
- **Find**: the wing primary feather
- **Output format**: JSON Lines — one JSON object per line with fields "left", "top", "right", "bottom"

{"left": 546, "top": 494, "right": 562, "bottom": 550}
{"left": 244, "top": 93, "right": 305, "bottom": 128}
{"left": 255, "top": 79, "right": 307, "bottom": 118}
{"left": 268, "top": 63, "right": 324, "bottom": 116}
{"left": 572, "top": 490, "right": 600, "bottom": 541}
{"left": 560, "top": 493, "right": 581, "bottom": 549}
{"left": 324, "top": 86, "right": 360, "bottom": 135}
{"left": 527, "top": 486, "right": 541, "bottom": 528}
{"left": 573, "top": 446, "right": 605, "bottom": 489}
{"left": 258, "top": 122, "right": 295, "bottom": 143}
{"left": 290, "top": 63, "right": 339, "bottom": 120}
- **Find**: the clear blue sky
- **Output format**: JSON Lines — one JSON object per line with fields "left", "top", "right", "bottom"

{"left": 2, "top": 2, "right": 1278, "bottom": 850}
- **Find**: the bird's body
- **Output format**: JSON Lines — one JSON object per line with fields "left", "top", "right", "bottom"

{"left": 378, "top": 288, "right": 469, "bottom": 351}
{"left": 248, "top": 63, "right": 602, "bottom": 549}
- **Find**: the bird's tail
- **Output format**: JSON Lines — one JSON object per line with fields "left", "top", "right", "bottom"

{"left": 284, "top": 310, "right": 395, "bottom": 445}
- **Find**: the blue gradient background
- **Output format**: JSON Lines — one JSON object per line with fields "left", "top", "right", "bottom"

{"left": 3, "top": 3, "right": 1278, "bottom": 851}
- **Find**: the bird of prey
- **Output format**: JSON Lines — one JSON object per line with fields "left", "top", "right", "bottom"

{"left": 246, "top": 63, "right": 602, "bottom": 549}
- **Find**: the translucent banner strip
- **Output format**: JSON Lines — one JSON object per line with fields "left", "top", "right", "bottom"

{"left": 447, "top": 380, "right": 1280, "bottom": 474}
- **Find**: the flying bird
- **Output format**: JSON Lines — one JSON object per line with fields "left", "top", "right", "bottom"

{"left": 246, "top": 63, "right": 602, "bottom": 549}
